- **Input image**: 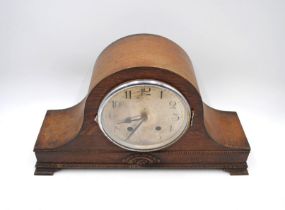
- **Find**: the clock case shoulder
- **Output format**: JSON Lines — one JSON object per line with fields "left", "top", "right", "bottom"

{"left": 34, "top": 34, "right": 250, "bottom": 175}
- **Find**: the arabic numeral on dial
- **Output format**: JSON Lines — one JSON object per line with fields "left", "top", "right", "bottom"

{"left": 169, "top": 101, "right": 176, "bottom": 109}
{"left": 172, "top": 113, "right": 180, "bottom": 121}
{"left": 141, "top": 87, "right": 151, "bottom": 96}
{"left": 114, "top": 125, "right": 119, "bottom": 133}
{"left": 112, "top": 101, "right": 120, "bottom": 108}
{"left": 125, "top": 90, "right": 132, "bottom": 99}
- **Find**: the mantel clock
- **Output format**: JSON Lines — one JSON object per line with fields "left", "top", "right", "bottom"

{"left": 34, "top": 34, "right": 250, "bottom": 175}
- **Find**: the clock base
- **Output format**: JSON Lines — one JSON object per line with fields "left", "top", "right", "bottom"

{"left": 34, "top": 161, "right": 248, "bottom": 175}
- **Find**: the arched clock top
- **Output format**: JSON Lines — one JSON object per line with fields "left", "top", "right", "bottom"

{"left": 88, "top": 34, "right": 199, "bottom": 92}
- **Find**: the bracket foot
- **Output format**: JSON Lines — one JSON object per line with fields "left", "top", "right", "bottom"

{"left": 225, "top": 168, "right": 248, "bottom": 175}
{"left": 34, "top": 167, "right": 60, "bottom": 175}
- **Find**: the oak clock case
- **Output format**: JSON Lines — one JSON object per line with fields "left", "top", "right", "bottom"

{"left": 34, "top": 34, "right": 250, "bottom": 175}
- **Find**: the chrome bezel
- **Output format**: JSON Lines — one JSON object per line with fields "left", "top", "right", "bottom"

{"left": 96, "top": 79, "right": 191, "bottom": 152}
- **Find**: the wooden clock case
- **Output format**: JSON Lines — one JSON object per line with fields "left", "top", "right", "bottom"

{"left": 34, "top": 34, "right": 250, "bottom": 175}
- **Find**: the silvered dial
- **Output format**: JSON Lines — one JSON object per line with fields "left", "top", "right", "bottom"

{"left": 97, "top": 80, "right": 191, "bottom": 152}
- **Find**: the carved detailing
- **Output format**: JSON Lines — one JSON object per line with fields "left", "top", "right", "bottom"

{"left": 35, "top": 149, "right": 249, "bottom": 155}
{"left": 165, "top": 150, "right": 249, "bottom": 163}
{"left": 122, "top": 154, "right": 161, "bottom": 167}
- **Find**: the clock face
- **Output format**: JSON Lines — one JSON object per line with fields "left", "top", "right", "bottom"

{"left": 97, "top": 80, "right": 191, "bottom": 152}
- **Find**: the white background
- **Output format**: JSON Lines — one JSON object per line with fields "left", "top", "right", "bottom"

{"left": 0, "top": 0, "right": 284, "bottom": 209}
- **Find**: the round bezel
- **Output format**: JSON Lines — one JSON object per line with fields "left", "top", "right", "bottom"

{"left": 96, "top": 79, "right": 191, "bottom": 152}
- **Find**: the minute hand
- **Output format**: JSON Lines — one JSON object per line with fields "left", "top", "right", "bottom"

{"left": 125, "top": 119, "right": 144, "bottom": 141}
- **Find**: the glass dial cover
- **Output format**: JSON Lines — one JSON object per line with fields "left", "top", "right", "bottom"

{"left": 97, "top": 79, "right": 191, "bottom": 152}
